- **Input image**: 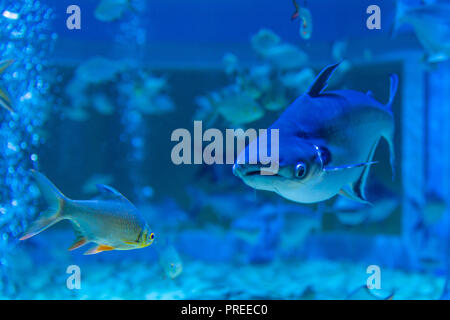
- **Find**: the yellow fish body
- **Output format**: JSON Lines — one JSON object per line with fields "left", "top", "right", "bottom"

{"left": 20, "top": 170, "right": 155, "bottom": 255}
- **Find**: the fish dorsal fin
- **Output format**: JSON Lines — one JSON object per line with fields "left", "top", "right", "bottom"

{"left": 307, "top": 62, "right": 341, "bottom": 97}
{"left": 96, "top": 184, "right": 131, "bottom": 203}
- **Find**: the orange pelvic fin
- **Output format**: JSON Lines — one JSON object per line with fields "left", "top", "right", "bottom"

{"left": 68, "top": 238, "right": 88, "bottom": 251}
{"left": 83, "top": 244, "right": 115, "bottom": 255}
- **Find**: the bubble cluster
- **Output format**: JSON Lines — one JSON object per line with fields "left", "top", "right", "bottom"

{"left": 0, "top": 0, "right": 56, "bottom": 295}
{"left": 115, "top": 0, "right": 152, "bottom": 203}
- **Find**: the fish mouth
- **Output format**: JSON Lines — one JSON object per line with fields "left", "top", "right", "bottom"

{"left": 233, "top": 163, "right": 280, "bottom": 178}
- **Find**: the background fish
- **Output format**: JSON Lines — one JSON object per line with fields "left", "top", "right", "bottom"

{"left": 394, "top": 1, "right": 450, "bottom": 63}
{"left": 155, "top": 240, "right": 183, "bottom": 280}
{"left": 95, "top": 0, "right": 132, "bottom": 22}
{"left": 0, "top": 59, "right": 14, "bottom": 113}
{"left": 20, "top": 170, "right": 155, "bottom": 255}
{"left": 194, "top": 85, "right": 264, "bottom": 126}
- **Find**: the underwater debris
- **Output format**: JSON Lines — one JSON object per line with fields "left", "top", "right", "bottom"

{"left": 394, "top": 1, "right": 450, "bottom": 63}
{"left": 20, "top": 170, "right": 155, "bottom": 255}
{"left": 0, "top": 59, "right": 14, "bottom": 113}
{"left": 233, "top": 63, "right": 398, "bottom": 205}
{"left": 95, "top": 0, "right": 132, "bottom": 22}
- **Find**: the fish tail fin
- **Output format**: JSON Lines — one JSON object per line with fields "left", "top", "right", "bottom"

{"left": 19, "top": 170, "right": 69, "bottom": 240}
{"left": 387, "top": 74, "right": 399, "bottom": 109}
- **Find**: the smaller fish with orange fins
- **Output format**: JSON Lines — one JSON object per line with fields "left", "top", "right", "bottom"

{"left": 0, "top": 59, "right": 14, "bottom": 113}
{"left": 20, "top": 170, "right": 155, "bottom": 255}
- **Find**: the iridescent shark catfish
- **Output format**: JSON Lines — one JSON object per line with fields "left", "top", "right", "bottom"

{"left": 233, "top": 63, "right": 398, "bottom": 205}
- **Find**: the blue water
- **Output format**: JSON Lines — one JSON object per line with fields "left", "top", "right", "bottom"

{"left": 0, "top": 0, "right": 449, "bottom": 299}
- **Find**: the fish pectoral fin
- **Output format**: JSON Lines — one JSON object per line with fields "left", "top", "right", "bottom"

{"left": 339, "top": 185, "right": 373, "bottom": 206}
{"left": 337, "top": 139, "right": 380, "bottom": 205}
{"left": 68, "top": 238, "right": 88, "bottom": 251}
{"left": 83, "top": 244, "right": 115, "bottom": 255}
{"left": 68, "top": 221, "right": 88, "bottom": 251}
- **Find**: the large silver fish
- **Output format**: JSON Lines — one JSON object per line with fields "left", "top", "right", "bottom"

{"left": 20, "top": 170, "right": 155, "bottom": 255}
{"left": 233, "top": 63, "right": 398, "bottom": 205}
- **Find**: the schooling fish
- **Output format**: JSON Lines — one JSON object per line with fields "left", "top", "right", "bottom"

{"left": 0, "top": 59, "right": 14, "bottom": 113}
{"left": 233, "top": 63, "right": 398, "bottom": 205}
{"left": 20, "top": 170, "right": 155, "bottom": 255}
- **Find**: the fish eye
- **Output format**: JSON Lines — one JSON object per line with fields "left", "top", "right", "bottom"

{"left": 149, "top": 233, "right": 155, "bottom": 241}
{"left": 294, "top": 162, "right": 307, "bottom": 179}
